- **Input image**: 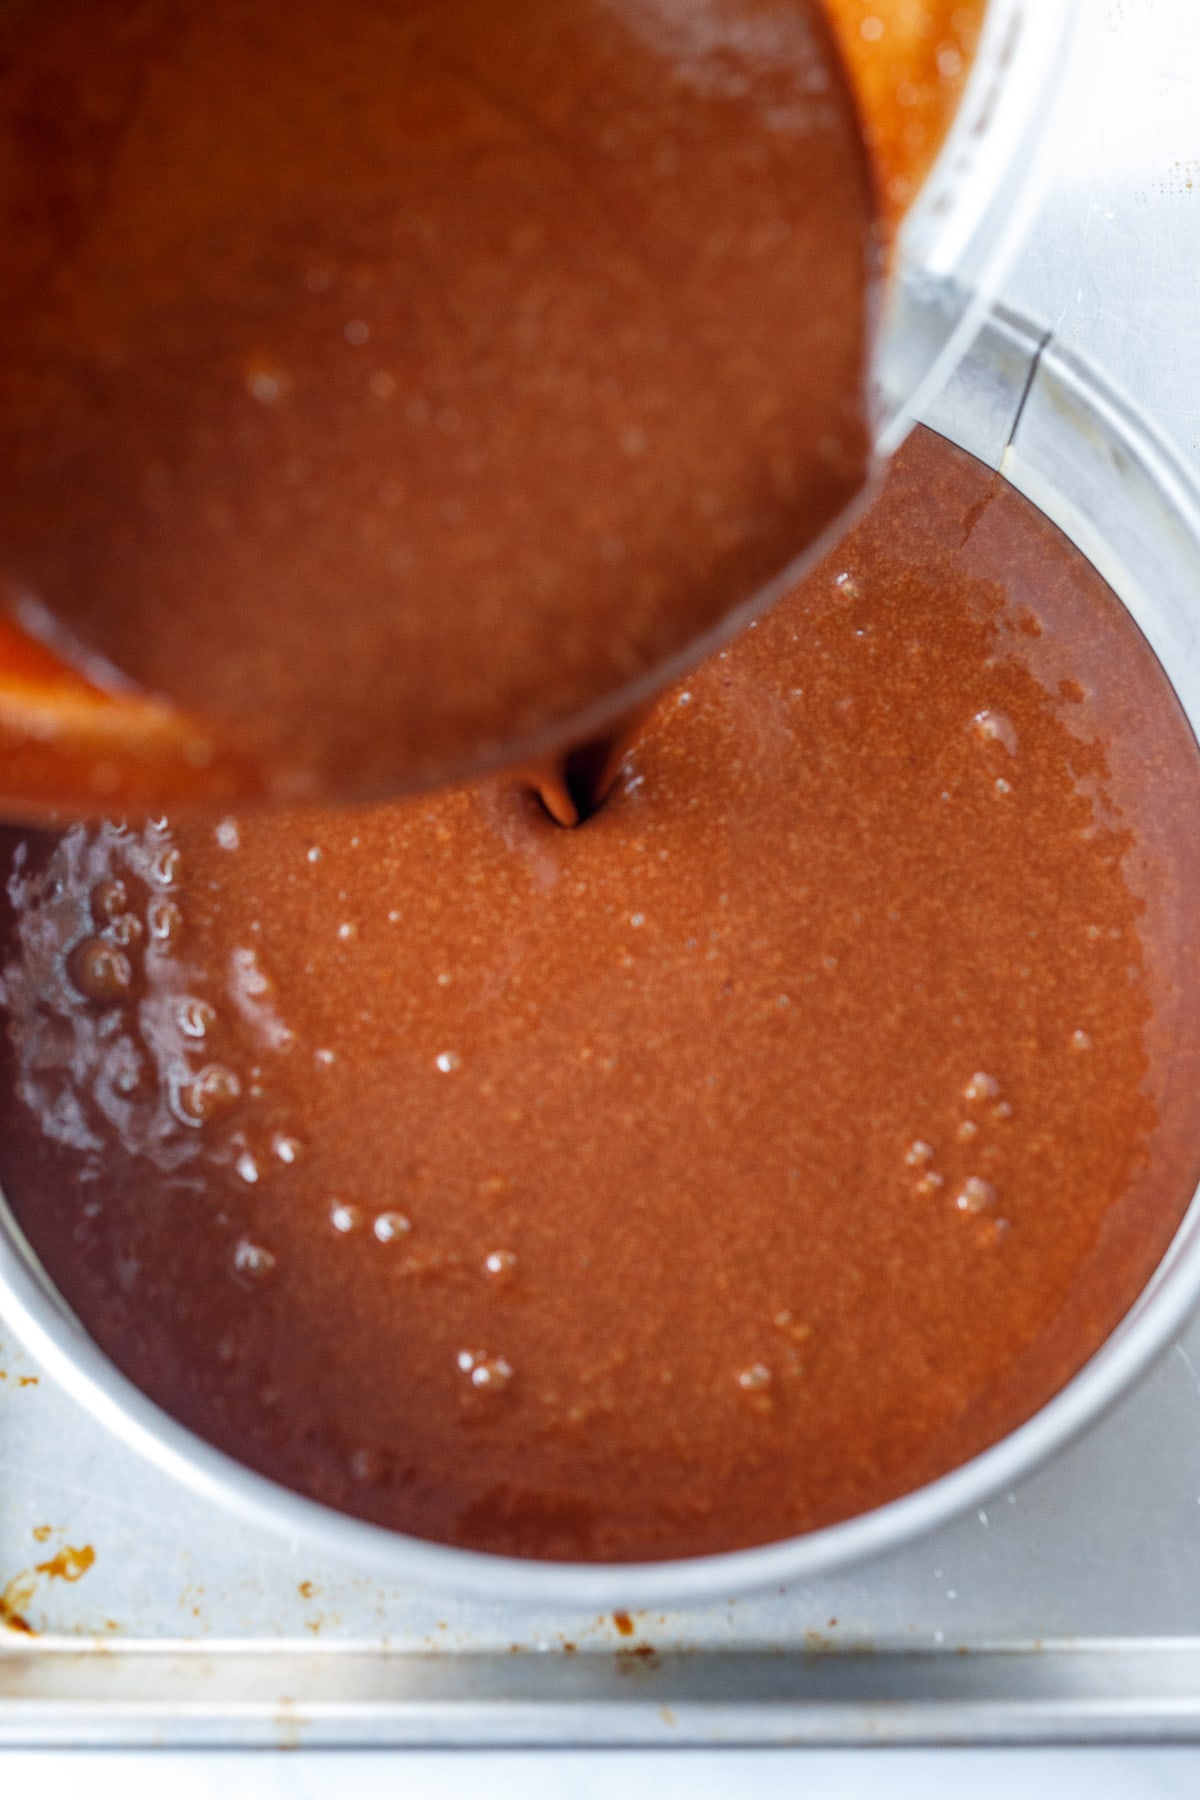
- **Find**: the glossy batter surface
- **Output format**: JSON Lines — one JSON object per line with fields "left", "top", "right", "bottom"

{"left": 0, "top": 0, "right": 875, "bottom": 801}
{"left": 4, "top": 429, "right": 1200, "bottom": 1562}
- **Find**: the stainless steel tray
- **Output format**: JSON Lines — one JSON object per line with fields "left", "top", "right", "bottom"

{"left": 6, "top": 0, "right": 1200, "bottom": 1742}
{"left": 6, "top": 306, "right": 1200, "bottom": 1750}
{"left": 7, "top": 1265, "right": 1200, "bottom": 1748}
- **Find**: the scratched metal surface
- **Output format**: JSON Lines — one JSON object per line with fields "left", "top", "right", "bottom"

{"left": 5, "top": 0, "right": 1200, "bottom": 1749}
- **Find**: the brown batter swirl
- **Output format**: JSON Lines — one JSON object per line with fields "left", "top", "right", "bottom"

{"left": 2, "top": 427, "right": 1199, "bottom": 1562}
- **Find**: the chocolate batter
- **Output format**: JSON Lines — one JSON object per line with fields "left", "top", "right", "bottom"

{"left": 0, "top": 0, "right": 877, "bottom": 802}
{"left": 3, "top": 427, "right": 1199, "bottom": 1562}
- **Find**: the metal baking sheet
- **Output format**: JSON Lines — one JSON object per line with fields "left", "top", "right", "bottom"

{"left": 5, "top": 333, "right": 1200, "bottom": 1755}
{"left": 7, "top": 1295, "right": 1200, "bottom": 1747}
{"left": 5, "top": 0, "right": 1200, "bottom": 1753}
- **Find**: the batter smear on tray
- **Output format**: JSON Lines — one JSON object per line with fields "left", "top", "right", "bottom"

{"left": 2, "top": 429, "right": 1200, "bottom": 1562}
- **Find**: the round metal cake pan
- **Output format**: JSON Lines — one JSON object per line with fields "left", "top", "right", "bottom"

{"left": 3, "top": 306, "right": 1200, "bottom": 1608}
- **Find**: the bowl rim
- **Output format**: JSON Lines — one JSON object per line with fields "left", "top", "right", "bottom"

{"left": 876, "top": 0, "right": 1082, "bottom": 450}
{"left": 4, "top": 315, "right": 1200, "bottom": 1609}
{"left": 898, "top": 0, "right": 1080, "bottom": 285}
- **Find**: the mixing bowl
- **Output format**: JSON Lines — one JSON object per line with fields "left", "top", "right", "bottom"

{"left": 0, "top": 0, "right": 1076, "bottom": 822}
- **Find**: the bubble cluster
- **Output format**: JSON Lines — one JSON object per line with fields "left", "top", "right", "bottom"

{"left": 458, "top": 1349, "right": 513, "bottom": 1391}
{"left": 374, "top": 1211, "right": 412, "bottom": 1243}
{"left": 955, "top": 1177, "right": 997, "bottom": 1216}
{"left": 1, "top": 820, "right": 248, "bottom": 1169}
{"left": 906, "top": 1069, "right": 1013, "bottom": 1229}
